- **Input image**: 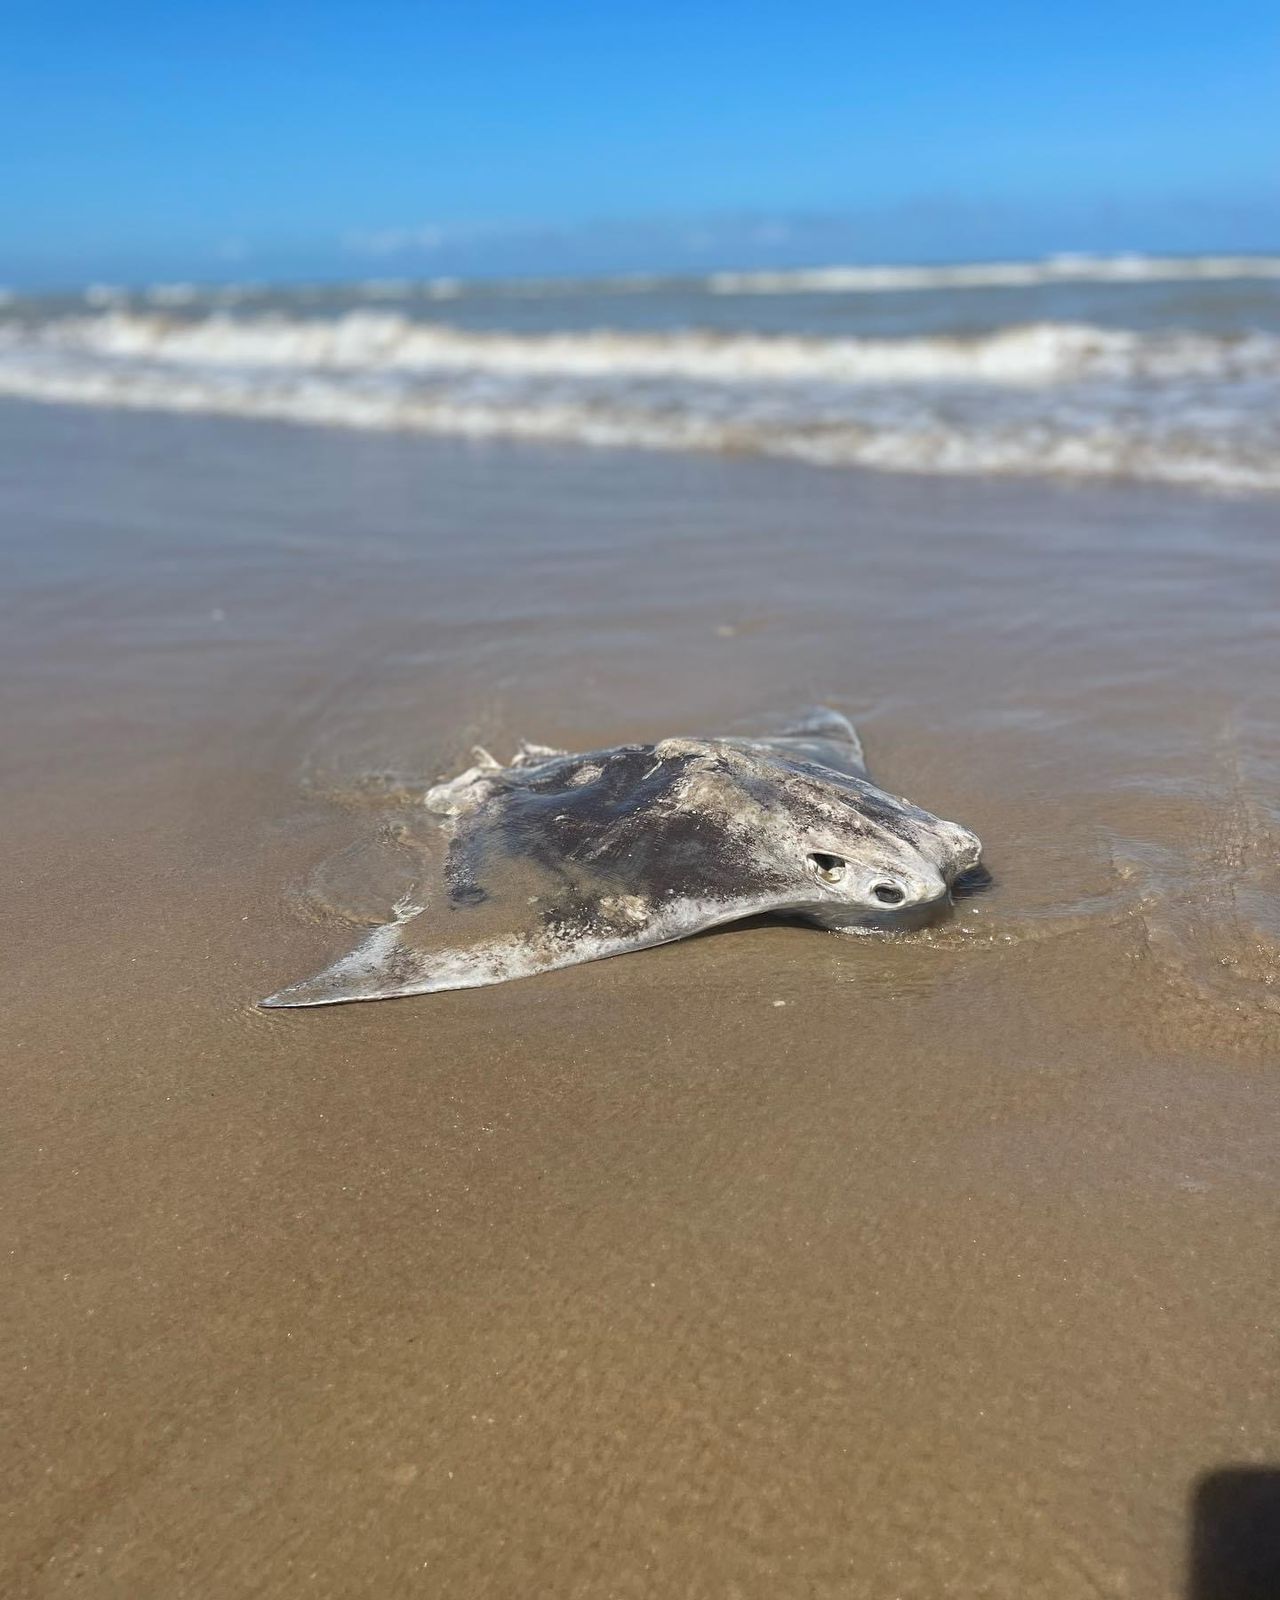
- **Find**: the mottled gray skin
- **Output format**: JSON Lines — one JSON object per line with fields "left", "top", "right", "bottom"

{"left": 261, "top": 710, "right": 981, "bottom": 1007}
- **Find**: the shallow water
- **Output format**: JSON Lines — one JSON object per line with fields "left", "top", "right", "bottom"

{"left": 3, "top": 400, "right": 1278, "bottom": 1597}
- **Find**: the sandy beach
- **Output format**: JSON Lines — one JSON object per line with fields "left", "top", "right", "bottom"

{"left": 3, "top": 397, "right": 1277, "bottom": 1597}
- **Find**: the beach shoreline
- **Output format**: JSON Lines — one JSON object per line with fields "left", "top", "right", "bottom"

{"left": 4, "top": 399, "right": 1277, "bottom": 1597}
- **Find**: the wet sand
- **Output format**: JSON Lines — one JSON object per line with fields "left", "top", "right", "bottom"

{"left": 3, "top": 399, "right": 1277, "bottom": 1597}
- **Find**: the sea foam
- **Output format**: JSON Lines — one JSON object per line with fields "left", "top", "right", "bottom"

{"left": 1, "top": 307, "right": 1277, "bottom": 491}
{"left": 708, "top": 253, "right": 1280, "bottom": 295}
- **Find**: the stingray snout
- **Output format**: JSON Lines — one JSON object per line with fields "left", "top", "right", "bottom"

{"left": 936, "top": 821, "right": 983, "bottom": 881}
{"left": 876, "top": 819, "right": 982, "bottom": 917}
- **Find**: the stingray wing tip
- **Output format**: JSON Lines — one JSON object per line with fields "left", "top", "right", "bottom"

{"left": 258, "top": 972, "right": 360, "bottom": 1008}
{"left": 258, "top": 985, "right": 322, "bottom": 1009}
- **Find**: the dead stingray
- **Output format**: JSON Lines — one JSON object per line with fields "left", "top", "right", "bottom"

{"left": 261, "top": 708, "right": 981, "bottom": 1007}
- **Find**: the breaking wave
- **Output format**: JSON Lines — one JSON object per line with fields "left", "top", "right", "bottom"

{"left": 2, "top": 309, "right": 1278, "bottom": 491}
{"left": 72, "top": 252, "right": 1280, "bottom": 306}
{"left": 708, "top": 253, "right": 1280, "bottom": 294}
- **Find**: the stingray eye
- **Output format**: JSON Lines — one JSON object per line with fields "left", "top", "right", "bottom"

{"left": 808, "top": 852, "right": 847, "bottom": 884}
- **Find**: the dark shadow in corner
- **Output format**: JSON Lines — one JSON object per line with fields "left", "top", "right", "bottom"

{"left": 1189, "top": 1468, "right": 1280, "bottom": 1600}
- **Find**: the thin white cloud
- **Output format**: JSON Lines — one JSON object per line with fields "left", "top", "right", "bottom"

{"left": 342, "top": 224, "right": 452, "bottom": 257}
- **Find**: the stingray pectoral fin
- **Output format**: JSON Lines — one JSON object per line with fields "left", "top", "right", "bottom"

{"left": 258, "top": 908, "right": 613, "bottom": 1007}
{"left": 723, "top": 707, "right": 868, "bottom": 779}
{"left": 260, "top": 887, "right": 784, "bottom": 1007}
{"left": 259, "top": 923, "right": 539, "bottom": 1006}
{"left": 259, "top": 918, "right": 436, "bottom": 1007}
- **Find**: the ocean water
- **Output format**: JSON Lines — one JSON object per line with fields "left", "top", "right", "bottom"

{"left": 3, "top": 253, "right": 1280, "bottom": 490}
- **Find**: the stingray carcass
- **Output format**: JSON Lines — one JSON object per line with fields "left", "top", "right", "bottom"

{"left": 261, "top": 709, "right": 981, "bottom": 1007}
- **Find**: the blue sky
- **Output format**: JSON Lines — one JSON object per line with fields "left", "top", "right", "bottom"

{"left": 2, "top": 0, "right": 1277, "bottom": 286}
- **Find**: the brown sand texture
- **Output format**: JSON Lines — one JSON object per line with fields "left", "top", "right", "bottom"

{"left": 3, "top": 401, "right": 1278, "bottom": 1598}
